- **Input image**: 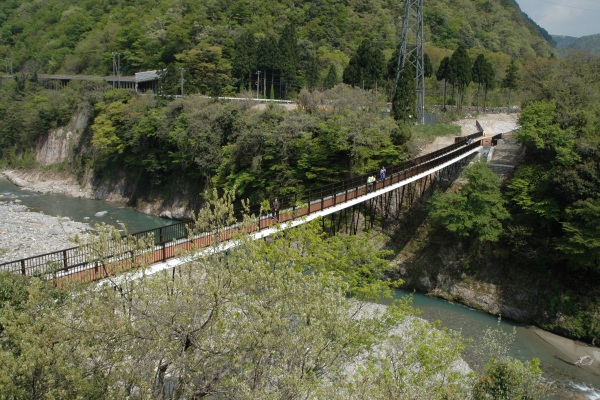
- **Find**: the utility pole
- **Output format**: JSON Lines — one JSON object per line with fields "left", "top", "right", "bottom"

{"left": 4, "top": 60, "right": 13, "bottom": 75}
{"left": 117, "top": 53, "right": 121, "bottom": 88}
{"left": 179, "top": 68, "right": 185, "bottom": 97}
{"left": 393, "top": 0, "right": 425, "bottom": 124}
{"left": 112, "top": 52, "right": 122, "bottom": 88}
{"left": 255, "top": 70, "right": 261, "bottom": 99}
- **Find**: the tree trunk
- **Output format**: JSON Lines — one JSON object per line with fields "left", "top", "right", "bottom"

{"left": 271, "top": 70, "right": 275, "bottom": 99}
{"left": 483, "top": 83, "right": 488, "bottom": 113}
{"left": 443, "top": 80, "right": 447, "bottom": 111}
{"left": 451, "top": 84, "right": 456, "bottom": 112}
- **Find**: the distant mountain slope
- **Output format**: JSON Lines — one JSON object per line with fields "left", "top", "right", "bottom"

{"left": 552, "top": 35, "right": 579, "bottom": 48}
{"left": 424, "top": 0, "right": 552, "bottom": 57}
{"left": 554, "top": 34, "right": 600, "bottom": 55}
{"left": 0, "top": 0, "right": 553, "bottom": 77}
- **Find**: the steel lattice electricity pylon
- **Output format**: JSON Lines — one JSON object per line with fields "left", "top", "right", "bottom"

{"left": 393, "top": 0, "right": 425, "bottom": 124}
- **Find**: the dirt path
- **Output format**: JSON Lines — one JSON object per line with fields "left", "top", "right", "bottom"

{"left": 419, "top": 113, "right": 519, "bottom": 155}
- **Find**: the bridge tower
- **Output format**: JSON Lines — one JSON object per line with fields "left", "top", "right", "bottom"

{"left": 393, "top": 0, "right": 425, "bottom": 124}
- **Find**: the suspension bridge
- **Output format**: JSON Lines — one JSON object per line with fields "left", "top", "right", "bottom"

{"left": 1, "top": 132, "right": 493, "bottom": 284}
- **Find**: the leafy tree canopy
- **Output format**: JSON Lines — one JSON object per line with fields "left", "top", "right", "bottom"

{"left": 0, "top": 194, "right": 548, "bottom": 399}
{"left": 428, "top": 161, "right": 510, "bottom": 244}
{"left": 0, "top": 0, "right": 552, "bottom": 82}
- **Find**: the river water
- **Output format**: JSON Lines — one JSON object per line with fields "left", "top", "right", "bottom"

{"left": 1, "top": 176, "right": 599, "bottom": 399}
{"left": 0, "top": 177, "right": 173, "bottom": 233}
{"left": 394, "top": 290, "right": 600, "bottom": 399}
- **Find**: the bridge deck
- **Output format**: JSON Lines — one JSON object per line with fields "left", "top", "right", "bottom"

{"left": 0, "top": 138, "right": 483, "bottom": 284}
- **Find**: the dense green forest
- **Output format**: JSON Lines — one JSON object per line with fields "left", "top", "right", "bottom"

{"left": 505, "top": 54, "right": 600, "bottom": 341}
{"left": 0, "top": 0, "right": 553, "bottom": 203}
{"left": 1, "top": 0, "right": 600, "bottom": 396}
{"left": 0, "top": 0, "right": 551, "bottom": 96}
{"left": 422, "top": 52, "right": 600, "bottom": 343}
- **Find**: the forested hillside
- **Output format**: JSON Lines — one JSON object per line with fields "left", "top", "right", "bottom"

{"left": 0, "top": 0, "right": 554, "bottom": 209}
{"left": 2, "top": 0, "right": 600, "bottom": 395}
{"left": 554, "top": 33, "right": 600, "bottom": 55}
{"left": 410, "top": 52, "right": 600, "bottom": 344}
{"left": 0, "top": 0, "right": 551, "bottom": 93}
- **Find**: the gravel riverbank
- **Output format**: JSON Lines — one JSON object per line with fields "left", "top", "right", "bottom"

{"left": 0, "top": 201, "right": 92, "bottom": 264}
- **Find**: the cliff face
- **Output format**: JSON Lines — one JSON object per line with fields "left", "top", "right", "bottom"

{"left": 2, "top": 106, "right": 95, "bottom": 198}
{"left": 35, "top": 106, "right": 90, "bottom": 166}
{"left": 5, "top": 108, "right": 194, "bottom": 220}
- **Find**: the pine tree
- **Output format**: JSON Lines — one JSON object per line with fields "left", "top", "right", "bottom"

{"left": 482, "top": 58, "right": 495, "bottom": 112}
{"left": 472, "top": 54, "right": 486, "bottom": 111}
{"left": 232, "top": 31, "right": 256, "bottom": 92}
{"left": 392, "top": 62, "right": 416, "bottom": 122}
{"left": 305, "top": 51, "right": 320, "bottom": 91}
{"left": 423, "top": 53, "right": 433, "bottom": 78}
{"left": 157, "top": 63, "right": 181, "bottom": 96}
{"left": 323, "top": 64, "right": 338, "bottom": 89}
{"left": 387, "top": 47, "right": 400, "bottom": 81}
{"left": 450, "top": 45, "right": 472, "bottom": 112}
{"left": 278, "top": 24, "right": 299, "bottom": 98}
{"left": 343, "top": 55, "right": 362, "bottom": 87}
{"left": 257, "top": 34, "right": 280, "bottom": 98}
{"left": 502, "top": 59, "right": 519, "bottom": 113}
{"left": 343, "top": 39, "right": 385, "bottom": 90}
{"left": 436, "top": 56, "right": 451, "bottom": 111}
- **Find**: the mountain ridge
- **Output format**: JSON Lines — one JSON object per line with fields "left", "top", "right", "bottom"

{"left": 553, "top": 33, "right": 600, "bottom": 55}
{"left": 0, "top": 0, "right": 553, "bottom": 79}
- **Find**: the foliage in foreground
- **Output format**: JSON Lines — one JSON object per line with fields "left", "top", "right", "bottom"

{"left": 471, "top": 323, "right": 547, "bottom": 400}
{"left": 0, "top": 194, "right": 549, "bottom": 399}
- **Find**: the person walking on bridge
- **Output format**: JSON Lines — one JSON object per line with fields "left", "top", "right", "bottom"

{"left": 380, "top": 166, "right": 386, "bottom": 181}
{"left": 272, "top": 198, "right": 279, "bottom": 221}
{"left": 367, "top": 175, "right": 376, "bottom": 192}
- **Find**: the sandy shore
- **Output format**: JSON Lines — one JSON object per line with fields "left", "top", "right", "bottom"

{"left": 2, "top": 169, "right": 93, "bottom": 198}
{"left": 534, "top": 327, "right": 600, "bottom": 376}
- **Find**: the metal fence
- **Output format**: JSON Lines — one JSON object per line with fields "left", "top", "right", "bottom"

{"left": 0, "top": 134, "right": 483, "bottom": 283}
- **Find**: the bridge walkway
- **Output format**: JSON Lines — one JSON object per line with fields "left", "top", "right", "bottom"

{"left": 0, "top": 136, "right": 483, "bottom": 284}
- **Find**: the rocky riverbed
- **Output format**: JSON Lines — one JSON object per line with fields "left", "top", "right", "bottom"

{"left": 0, "top": 201, "right": 92, "bottom": 264}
